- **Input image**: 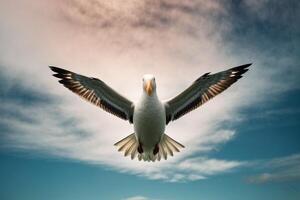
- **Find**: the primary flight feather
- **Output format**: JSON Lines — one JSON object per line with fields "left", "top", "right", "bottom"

{"left": 50, "top": 63, "right": 251, "bottom": 162}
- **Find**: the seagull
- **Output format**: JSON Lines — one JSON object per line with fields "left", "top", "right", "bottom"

{"left": 50, "top": 63, "right": 251, "bottom": 161}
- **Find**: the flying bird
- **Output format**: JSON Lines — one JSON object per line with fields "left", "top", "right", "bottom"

{"left": 50, "top": 63, "right": 251, "bottom": 161}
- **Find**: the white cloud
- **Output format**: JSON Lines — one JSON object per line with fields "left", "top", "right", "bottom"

{"left": 123, "top": 196, "right": 153, "bottom": 200}
{"left": 0, "top": 0, "right": 298, "bottom": 182}
{"left": 177, "top": 157, "right": 243, "bottom": 175}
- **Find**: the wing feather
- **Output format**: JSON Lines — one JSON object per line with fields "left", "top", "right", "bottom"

{"left": 50, "top": 66, "right": 134, "bottom": 122}
{"left": 165, "top": 64, "right": 251, "bottom": 123}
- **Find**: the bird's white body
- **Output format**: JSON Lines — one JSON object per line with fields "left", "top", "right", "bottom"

{"left": 133, "top": 91, "right": 166, "bottom": 154}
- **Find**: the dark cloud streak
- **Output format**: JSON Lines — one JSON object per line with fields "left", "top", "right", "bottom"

{"left": 60, "top": 0, "right": 227, "bottom": 33}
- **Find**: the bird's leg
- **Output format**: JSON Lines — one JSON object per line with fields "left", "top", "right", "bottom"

{"left": 153, "top": 143, "right": 159, "bottom": 155}
{"left": 137, "top": 142, "right": 143, "bottom": 154}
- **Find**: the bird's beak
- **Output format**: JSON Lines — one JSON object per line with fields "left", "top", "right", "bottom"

{"left": 145, "top": 80, "right": 153, "bottom": 96}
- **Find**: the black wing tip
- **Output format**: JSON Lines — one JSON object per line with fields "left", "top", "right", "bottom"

{"left": 49, "top": 66, "right": 60, "bottom": 72}
{"left": 49, "top": 66, "right": 71, "bottom": 75}
{"left": 52, "top": 73, "right": 65, "bottom": 79}
{"left": 242, "top": 63, "right": 252, "bottom": 67}
{"left": 230, "top": 63, "right": 252, "bottom": 76}
{"left": 203, "top": 72, "right": 211, "bottom": 76}
{"left": 232, "top": 63, "right": 252, "bottom": 70}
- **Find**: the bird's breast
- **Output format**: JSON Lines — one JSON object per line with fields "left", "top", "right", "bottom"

{"left": 133, "top": 96, "right": 166, "bottom": 149}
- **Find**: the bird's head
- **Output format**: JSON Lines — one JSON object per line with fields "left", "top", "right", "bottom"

{"left": 142, "top": 74, "right": 156, "bottom": 96}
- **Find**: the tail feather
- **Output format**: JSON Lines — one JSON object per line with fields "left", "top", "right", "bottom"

{"left": 118, "top": 139, "right": 131, "bottom": 152}
{"left": 114, "top": 133, "right": 184, "bottom": 162}
{"left": 156, "top": 134, "right": 184, "bottom": 160}
{"left": 131, "top": 147, "right": 138, "bottom": 160}
{"left": 114, "top": 133, "right": 138, "bottom": 158}
{"left": 131, "top": 143, "right": 138, "bottom": 157}
{"left": 159, "top": 142, "right": 167, "bottom": 160}
{"left": 157, "top": 151, "right": 161, "bottom": 161}
{"left": 164, "top": 134, "right": 185, "bottom": 149}
{"left": 114, "top": 134, "right": 134, "bottom": 147}
{"left": 124, "top": 140, "right": 135, "bottom": 157}
{"left": 165, "top": 139, "right": 180, "bottom": 152}
{"left": 164, "top": 141, "right": 173, "bottom": 156}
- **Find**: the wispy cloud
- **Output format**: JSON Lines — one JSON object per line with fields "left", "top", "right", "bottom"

{"left": 0, "top": 0, "right": 299, "bottom": 183}
{"left": 248, "top": 154, "right": 300, "bottom": 184}
{"left": 61, "top": 0, "right": 226, "bottom": 30}
{"left": 123, "top": 196, "right": 155, "bottom": 200}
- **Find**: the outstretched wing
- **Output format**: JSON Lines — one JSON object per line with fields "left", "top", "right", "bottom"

{"left": 50, "top": 66, "right": 134, "bottom": 123}
{"left": 164, "top": 64, "right": 251, "bottom": 124}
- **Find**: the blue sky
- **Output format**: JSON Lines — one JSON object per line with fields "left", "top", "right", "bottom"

{"left": 0, "top": 0, "right": 300, "bottom": 199}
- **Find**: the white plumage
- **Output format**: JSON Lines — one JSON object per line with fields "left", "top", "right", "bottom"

{"left": 50, "top": 63, "right": 251, "bottom": 162}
